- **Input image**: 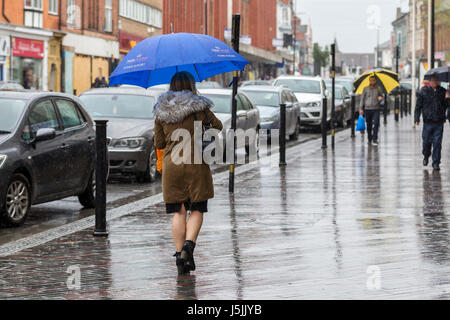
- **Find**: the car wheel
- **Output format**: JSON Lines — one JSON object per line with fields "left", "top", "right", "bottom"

{"left": 1, "top": 174, "right": 31, "bottom": 227}
{"left": 289, "top": 119, "right": 301, "bottom": 140}
{"left": 137, "top": 146, "right": 158, "bottom": 183}
{"left": 78, "top": 170, "right": 96, "bottom": 209}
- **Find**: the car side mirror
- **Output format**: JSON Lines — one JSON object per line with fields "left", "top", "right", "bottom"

{"left": 237, "top": 110, "right": 247, "bottom": 118}
{"left": 35, "top": 128, "right": 56, "bottom": 143}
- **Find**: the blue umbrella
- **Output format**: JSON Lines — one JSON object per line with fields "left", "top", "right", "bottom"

{"left": 109, "top": 33, "right": 249, "bottom": 88}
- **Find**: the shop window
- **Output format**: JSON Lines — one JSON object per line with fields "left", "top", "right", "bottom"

{"left": 12, "top": 56, "right": 43, "bottom": 90}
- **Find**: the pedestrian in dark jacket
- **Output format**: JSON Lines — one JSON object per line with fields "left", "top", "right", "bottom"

{"left": 415, "top": 75, "right": 450, "bottom": 171}
{"left": 154, "top": 71, "right": 223, "bottom": 275}
{"left": 360, "top": 76, "right": 384, "bottom": 146}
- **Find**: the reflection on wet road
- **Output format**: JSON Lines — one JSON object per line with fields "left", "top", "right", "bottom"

{"left": 0, "top": 122, "right": 448, "bottom": 299}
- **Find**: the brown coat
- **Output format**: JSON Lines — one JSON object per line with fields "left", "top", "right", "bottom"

{"left": 154, "top": 90, "right": 223, "bottom": 204}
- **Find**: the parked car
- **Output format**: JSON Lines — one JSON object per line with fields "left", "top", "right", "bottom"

{"left": 323, "top": 80, "right": 352, "bottom": 127}
{"left": 196, "top": 81, "right": 222, "bottom": 89}
{"left": 273, "top": 75, "right": 332, "bottom": 128}
{"left": 198, "top": 88, "right": 261, "bottom": 157}
{"left": 239, "top": 85, "right": 301, "bottom": 140}
{"left": 240, "top": 80, "right": 272, "bottom": 87}
{"left": 0, "top": 91, "right": 97, "bottom": 226}
{"left": 0, "top": 81, "right": 25, "bottom": 91}
{"left": 80, "top": 87, "right": 161, "bottom": 182}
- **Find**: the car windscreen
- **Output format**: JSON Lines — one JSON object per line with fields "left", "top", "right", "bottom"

{"left": 274, "top": 79, "right": 321, "bottom": 94}
{"left": 335, "top": 89, "right": 343, "bottom": 99}
{"left": 201, "top": 94, "right": 230, "bottom": 113}
{"left": 80, "top": 94, "right": 155, "bottom": 119}
{"left": 241, "top": 91, "right": 279, "bottom": 107}
{"left": 0, "top": 98, "right": 27, "bottom": 133}
{"left": 336, "top": 80, "right": 353, "bottom": 92}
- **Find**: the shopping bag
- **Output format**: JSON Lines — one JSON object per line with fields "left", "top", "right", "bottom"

{"left": 356, "top": 115, "right": 366, "bottom": 132}
{"left": 156, "top": 149, "right": 164, "bottom": 174}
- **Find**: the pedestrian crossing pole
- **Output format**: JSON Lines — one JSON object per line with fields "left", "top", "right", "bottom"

{"left": 229, "top": 14, "right": 240, "bottom": 194}
{"left": 330, "top": 43, "right": 336, "bottom": 150}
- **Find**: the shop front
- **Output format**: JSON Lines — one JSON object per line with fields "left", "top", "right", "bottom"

{"left": 11, "top": 37, "right": 45, "bottom": 90}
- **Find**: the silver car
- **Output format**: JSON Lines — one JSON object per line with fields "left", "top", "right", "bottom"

{"left": 239, "top": 85, "right": 301, "bottom": 140}
{"left": 198, "top": 88, "right": 261, "bottom": 156}
{"left": 80, "top": 87, "right": 161, "bottom": 182}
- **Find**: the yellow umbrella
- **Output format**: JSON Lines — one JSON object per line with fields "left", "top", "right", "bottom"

{"left": 354, "top": 69, "right": 400, "bottom": 95}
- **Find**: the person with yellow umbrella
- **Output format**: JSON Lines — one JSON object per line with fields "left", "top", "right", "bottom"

{"left": 354, "top": 69, "right": 400, "bottom": 146}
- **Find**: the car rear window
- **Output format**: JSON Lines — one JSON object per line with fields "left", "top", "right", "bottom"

{"left": 0, "top": 98, "right": 27, "bottom": 132}
{"left": 80, "top": 94, "right": 155, "bottom": 119}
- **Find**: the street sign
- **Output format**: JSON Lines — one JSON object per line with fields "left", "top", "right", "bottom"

{"left": 224, "top": 28, "right": 231, "bottom": 41}
{"left": 272, "top": 38, "right": 283, "bottom": 48}
{"left": 240, "top": 35, "right": 251, "bottom": 46}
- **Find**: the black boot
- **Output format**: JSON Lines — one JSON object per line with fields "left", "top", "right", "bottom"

{"left": 174, "top": 252, "right": 189, "bottom": 275}
{"left": 181, "top": 240, "right": 196, "bottom": 271}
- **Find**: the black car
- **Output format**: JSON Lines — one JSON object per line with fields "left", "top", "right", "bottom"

{"left": 0, "top": 91, "right": 97, "bottom": 226}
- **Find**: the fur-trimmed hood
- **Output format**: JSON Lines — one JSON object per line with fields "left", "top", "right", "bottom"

{"left": 154, "top": 90, "right": 214, "bottom": 124}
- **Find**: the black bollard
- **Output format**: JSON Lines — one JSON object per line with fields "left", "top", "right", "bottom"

{"left": 351, "top": 94, "right": 356, "bottom": 138}
{"left": 408, "top": 89, "right": 412, "bottom": 115}
{"left": 321, "top": 97, "right": 327, "bottom": 149}
{"left": 383, "top": 93, "right": 388, "bottom": 124}
{"left": 394, "top": 91, "right": 399, "bottom": 122}
{"left": 94, "top": 120, "right": 109, "bottom": 237}
{"left": 279, "top": 103, "right": 286, "bottom": 167}
{"left": 400, "top": 89, "right": 405, "bottom": 119}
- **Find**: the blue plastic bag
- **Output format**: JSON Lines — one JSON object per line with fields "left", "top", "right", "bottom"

{"left": 356, "top": 115, "right": 366, "bottom": 132}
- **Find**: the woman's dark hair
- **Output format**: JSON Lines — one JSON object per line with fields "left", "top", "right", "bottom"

{"left": 170, "top": 71, "right": 197, "bottom": 94}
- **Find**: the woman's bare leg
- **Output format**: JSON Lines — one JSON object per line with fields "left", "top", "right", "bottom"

{"left": 172, "top": 204, "right": 187, "bottom": 252}
{"left": 186, "top": 211, "right": 204, "bottom": 243}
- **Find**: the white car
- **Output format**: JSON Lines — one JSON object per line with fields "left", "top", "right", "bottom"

{"left": 273, "top": 75, "right": 332, "bottom": 128}
{"left": 198, "top": 88, "right": 261, "bottom": 158}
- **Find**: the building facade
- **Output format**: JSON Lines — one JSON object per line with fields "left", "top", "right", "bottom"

{"left": 118, "top": 0, "right": 162, "bottom": 60}
{"left": 392, "top": 8, "right": 410, "bottom": 78}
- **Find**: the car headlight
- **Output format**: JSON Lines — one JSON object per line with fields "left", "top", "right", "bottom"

{"left": 112, "top": 137, "right": 145, "bottom": 149}
{"left": 0, "top": 154, "right": 7, "bottom": 169}
{"left": 262, "top": 115, "right": 278, "bottom": 122}
{"left": 305, "top": 101, "right": 321, "bottom": 108}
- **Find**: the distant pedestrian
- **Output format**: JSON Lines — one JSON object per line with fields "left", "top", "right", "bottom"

{"left": 153, "top": 71, "right": 223, "bottom": 275}
{"left": 359, "top": 76, "right": 384, "bottom": 146}
{"left": 415, "top": 75, "right": 450, "bottom": 171}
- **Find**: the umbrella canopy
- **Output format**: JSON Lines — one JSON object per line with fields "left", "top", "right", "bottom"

{"left": 424, "top": 66, "right": 449, "bottom": 83}
{"left": 109, "top": 33, "right": 249, "bottom": 88}
{"left": 354, "top": 69, "right": 400, "bottom": 95}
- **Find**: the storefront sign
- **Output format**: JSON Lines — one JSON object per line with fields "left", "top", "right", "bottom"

{"left": 119, "top": 31, "right": 146, "bottom": 54}
{"left": 272, "top": 38, "right": 283, "bottom": 48}
{"left": 12, "top": 37, "right": 44, "bottom": 59}
{"left": 240, "top": 35, "right": 251, "bottom": 46}
{"left": 224, "top": 28, "right": 231, "bottom": 41}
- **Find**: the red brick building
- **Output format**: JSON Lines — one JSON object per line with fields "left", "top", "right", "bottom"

{"left": 162, "top": 0, "right": 287, "bottom": 82}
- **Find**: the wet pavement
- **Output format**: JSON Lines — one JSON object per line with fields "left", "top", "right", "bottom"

{"left": 0, "top": 119, "right": 449, "bottom": 299}
{"left": 0, "top": 133, "right": 317, "bottom": 246}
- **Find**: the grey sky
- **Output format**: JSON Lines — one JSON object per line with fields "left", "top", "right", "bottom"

{"left": 296, "top": 0, "right": 409, "bottom": 53}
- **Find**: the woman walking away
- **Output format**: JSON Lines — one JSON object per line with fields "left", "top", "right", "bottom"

{"left": 154, "top": 71, "right": 223, "bottom": 275}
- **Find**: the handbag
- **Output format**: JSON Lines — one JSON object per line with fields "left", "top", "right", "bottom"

{"left": 356, "top": 115, "right": 366, "bottom": 132}
{"left": 193, "top": 111, "right": 214, "bottom": 151}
